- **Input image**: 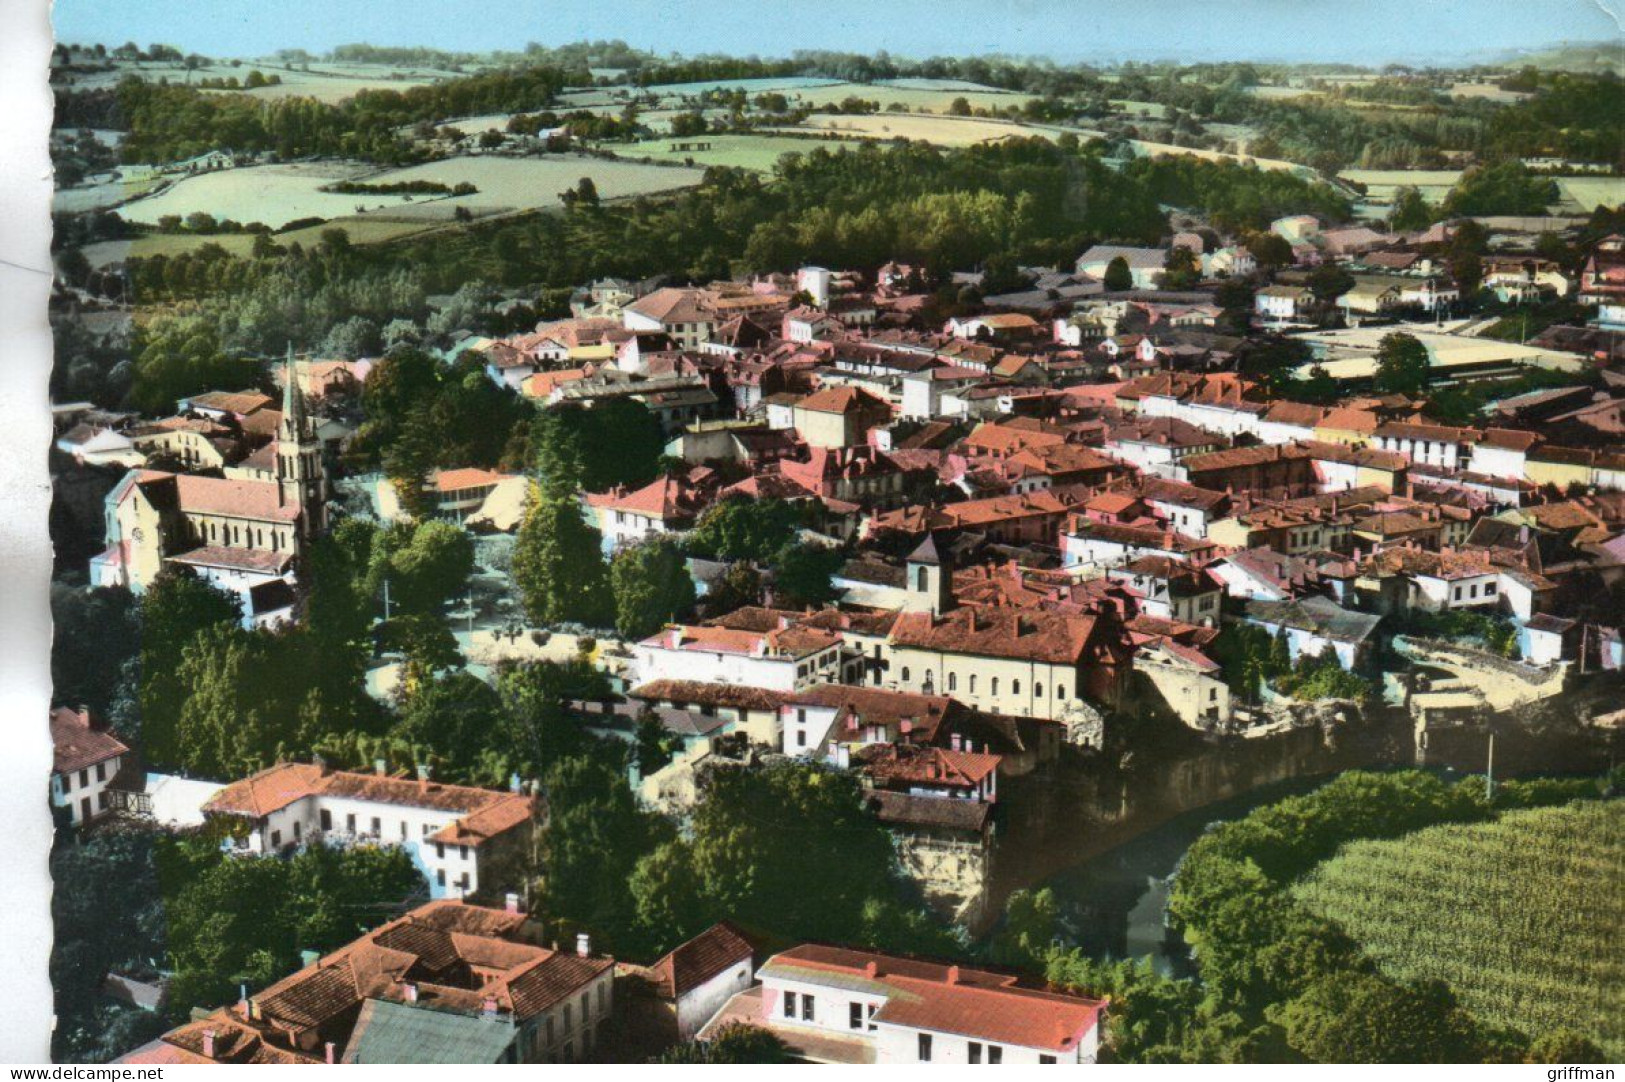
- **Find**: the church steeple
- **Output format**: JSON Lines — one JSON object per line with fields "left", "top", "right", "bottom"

{"left": 275, "top": 345, "right": 327, "bottom": 537}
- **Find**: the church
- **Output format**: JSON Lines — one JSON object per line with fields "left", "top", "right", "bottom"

{"left": 90, "top": 354, "right": 329, "bottom": 627}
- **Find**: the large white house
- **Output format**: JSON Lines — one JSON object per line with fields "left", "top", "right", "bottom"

{"left": 50, "top": 706, "right": 129, "bottom": 828}
{"left": 202, "top": 761, "right": 537, "bottom": 901}
{"left": 705, "top": 944, "right": 1104, "bottom": 1064}
{"left": 632, "top": 622, "right": 846, "bottom": 693}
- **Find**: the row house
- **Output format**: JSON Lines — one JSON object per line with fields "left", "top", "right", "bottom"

{"left": 203, "top": 761, "right": 537, "bottom": 902}
{"left": 1062, "top": 517, "right": 1216, "bottom": 570}
{"left": 1102, "top": 416, "right": 1223, "bottom": 477}
{"left": 866, "top": 489, "right": 1079, "bottom": 547}
{"left": 584, "top": 473, "right": 713, "bottom": 551}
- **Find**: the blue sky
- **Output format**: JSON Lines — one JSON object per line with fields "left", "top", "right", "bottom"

{"left": 52, "top": 0, "right": 1623, "bottom": 65}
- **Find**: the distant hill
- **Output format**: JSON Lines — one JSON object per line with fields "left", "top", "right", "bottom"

{"left": 1494, "top": 41, "right": 1625, "bottom": 75}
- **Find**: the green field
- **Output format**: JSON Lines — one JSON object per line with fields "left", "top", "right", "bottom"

{"left": 1294, "top": 800, "right": 1625, "bottom": 1058}
{"left": 80, "top": 215, "right": 448, "bottom": 267}
{"left": 617, "top": 133, "right": 868, "bottom": 172}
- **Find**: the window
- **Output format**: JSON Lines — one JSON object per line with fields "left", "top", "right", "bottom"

{"left": 61, "top": 773, "right": 71, "bottom": 794}
{"left": 867, "top": 1004, "right": 877, "bottom": 1032}
{"left": 400, "top": 822, "right": 408, "bottom": 840}
{"left": 371, "top": 817, "right": 381, "bottom": 835}
{"left": 292, "top": 821, "right": 302, "bottom": 842}
{"left": 801, "top": 994, "right": 814, "bottom": 1022}
{"left": 850, "top": 1002, "right": 863, "bottom": 1030}
{"left": 1485, "top": 581, "right": 1497, "bottom": 596}
{"left": 436, "top": 869, "right": 446, "bottom": 887}
{"left": 598, "top": 983, "right": 608, "bottom": 1012}
{"left": 1012, "top": 680, "right": 1021, "bottom": 695}
{"left": 346, "top": 813, "right": 356, "bottom": 833}
{"left": 990, "top": 677, "right": 999, "bottom": 696}
{"left": 436, "top": 843, "right": 445, "bottom": 859}
{"left": 901, "top": 667, "right": 911, "bottom": 682}
{"left": 95, "top": 763, "right": 106, "bottom": 782}
{"left": 969, "top": 675, "right": 977, "bottom": 694}
{"left": 564, "top": 1004, "right": 572, "bottom": 1028}
{"left": 948, "top": 672, "right": 957, "bottom": 692}
{"left": 988, "top": 1045, "right": 1002, "bottom": 1064}
{"left": 969, "top": 1041, "right": 983, "bottom": 1064}
{"left": 546, "top": 1017, "right": 554, "bottom": 1044}
{"left": 918, "top": 1034, "right": 932, "bottom": 1062}
{"left": 422, "top": 823, "right": 434, "bottom": 836}
{"left": 1040, "top": 1055, "right": 1057, "bottom": 1064}
{"left": 796, "top": 730, "right": 807, "bottom": 748}
{"left": 79, "top": 769, "right": 89, "bottom": 788}
{"left": 320, "top": 809, "right": 332, "bottom": 831}
{"left": 783, "top": 991, "right": 797, "bottom": 1019}
{"left": 459, "top": 845, "right": 469, "bottom": 860}
{"left": 1056, "top": 685, "right": 1066, "bottom": 700}
{"left": 271, "top": 830, "right": 282, "bottom": 848}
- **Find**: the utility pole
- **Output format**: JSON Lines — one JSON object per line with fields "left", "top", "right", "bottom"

{"left": 383, "top": 577, "right": 392, "bottom": 622}
{"left": 1485, "top": 729, "right": 1495, "bottom": 803}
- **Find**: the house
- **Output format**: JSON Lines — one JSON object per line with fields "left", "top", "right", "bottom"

{"left": 946, "top": 313, "right": 1041, "bottom": 341}
{"left": 378, "top": 467, "right": 526, "bottom": 524}
{"left": 790, "top": 386, "right": 893, "bottom": 449}
{"left": 1255, "top": 284, "right": 1312, "bottom": 324}
{"left": 1236, "top": 595, "right": 1381, "bottom": 669}
{"left": 632, "top": 622, "right": 845, "bottom": 693}
{"left": 1133, "top": 637, "right": 1230, "bottom": 730}
{"left": 50, "top": 706, "right": 129, "bottom": 827}
{"left": 1271, "top": 215, "right": 1320, "bottom": 244}
{"left": 120, "top": 900, "right": 614, "bottom": 1065}
{"left": 1075, "top": 245, "right": 1166, "bottom": 290}
{"left": 1578, "top": 235, "right": 1625, "bottom": 307}
{"left": 702, "top": 944, "right": 1104, "bottom": 1064}
{"left": 626, "top": 680, "right": 786, "bottom": 748}
{"left": 1102, "top": 417, "right": 1223, "bottom": 477}
{"left": 584, "top": 474, "right": 711, "bottom": 551}
{"left": 1337, "top": 279, "right": 1401, "bottom": 316}
{"left": 631, "top": 923, "right": 756, "bottom": 1042}
{"left": 622, "top": 287, "right": 719, "bottom": 348}
{"left": 1105, "top": 555, "right": 1223, "bottom": 625}
{"left": 780, "top": 684, "right": 957, "bottom": 759}
{"left": 202, "top": 760, "right": 538, "bottom": 902}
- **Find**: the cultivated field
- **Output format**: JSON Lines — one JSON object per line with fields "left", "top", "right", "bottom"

{"left": 55, "top": 59, "right": 458, "bottom": 102}
{"left": 1555, "top": 176, "right": 1625, "bottom": 213}
{"left": 112, "top": 163, "right": 414, "bottom": 227}
{"left": 793, "top": 81, "right": 1036, "bottom": 114}
{"left": 79, "top": 215, "right": 445, "bottom": 268}
{"left": 111, "top": 155, "right": 706, "bottom": 230}
{"left": 1294, "top": 800, "right": 1625, "bottom": 1058}
{"left": 782, "top": 113, "right": 1050, "bottom": 147}
{"left": 616, "top": 133, "right": 864, "bottom": 172}
{"left": 1339, "top": 169, "right": 1465, "bottom": 203}
{"left": 367, "top": 154, "right": 705, "bottom": 210}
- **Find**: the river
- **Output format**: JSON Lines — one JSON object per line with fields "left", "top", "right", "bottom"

{"left": 979, "top": 709, "right": 1617, "bottom": 966}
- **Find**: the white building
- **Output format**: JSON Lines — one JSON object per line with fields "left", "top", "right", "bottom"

{"left": 50, "top": 706, "right": 129, "bottom": 827}
{"left": 714, "top": 944, "right": 1104, "bottom": 1064}
{"left": 203, "top": 761, "right": 537, "bottom": 901}
{"left": 632, "top": 622, "right": 845, "bottom": 693}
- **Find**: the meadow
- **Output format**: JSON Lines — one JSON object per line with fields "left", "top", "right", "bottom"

{"left": 614, "top": 133, "right": 864, "bottom": 172}
{"left": 110, "top": 155, "right": 706, "bottom": 231}
{"left": 1339, "top": 168, "right": 1465, "bottom": 203}
{"left": 1293, "top": 799, "right": 1624, "bottom": 1058}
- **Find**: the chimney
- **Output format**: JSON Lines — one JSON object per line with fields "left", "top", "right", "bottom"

{"left": 373, "top": 757, "right": 387, "bottom": 777}
{"left": 314, "top": 754, "right": 331, "bottom": 777}
{"left": 947, "top": 965, "right": 961, "bottom": 985}
{"left": 202, "top": 1030, "right": 217, "bottom": 1059}
{"left": 667, "top": 627, "right": 683, "bottom": 649}
{"left": 325, "top": 1042, "right": 337, "bottom": 1065}
{"left": 864, "top": 961, "right": 880, "bottom": 979}
{"left": 576, "top": 933, "right": 592, "bottom": 958}
{"left": 505, "top": 892, "right": 520, "bottom": 915}
{"left": 403, "top": 981, "right": 419, "bottom": 1004}
{"left": 417, "top": 763, "right": 430, "bottom": 791}
{"left": 482, "top": 995, "right": 499, "bottom": 1020}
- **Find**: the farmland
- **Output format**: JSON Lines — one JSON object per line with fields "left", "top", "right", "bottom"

{"left": 1339, "top": 168, "right": 1465, "bottom": 204}
{"left": 366, "top": 154, "right": 705, "bottom": 209}
{"left": 1554, "top": 176, "right": 1625, "bottom": 213}
{"left": 1293, "top": 800, "right": 1625, "bottom": 1058}
{"left": 111, "top": 155, "right": 705, "bottom": 230}
{"left": 79, "top": 216, "right": 443, "bottom": 268}
{"left": 781, "top": 112, "right": 1053, "bottom": 147}
{"left": 614, "top": 133, "right": 864, "bottom": 172}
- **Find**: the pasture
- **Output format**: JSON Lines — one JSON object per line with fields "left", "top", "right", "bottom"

{"left": 1555, "top": 176, "right": 1625, "bottom": 213}
{"left": 782, "top": 113, "right": 1051, "bottom": 147}
{"left": 1340, "top": 169, "right": 1465, "bottom": 204}
{"left": 615, "top": 133, "right": 862, "bottom": 172}
{"left": 112, "top": 163, "right": 413, "bottom": 228}
{"left": 367, "top": 155, "right": 706, "bottom": 211}
{"left": 1294, "top": 800, "right": 1624, "bottom": 1059}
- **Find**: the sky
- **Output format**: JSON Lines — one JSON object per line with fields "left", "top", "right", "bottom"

{"left": 50, "top": 0, "right": 1624, "bottom": 66}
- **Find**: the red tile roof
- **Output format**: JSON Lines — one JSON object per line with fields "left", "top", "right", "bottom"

{"left": 203, "top": 763, "right": 535, "bottom": 848}
{"left": 761, "top": 944, "right": 1102, "bottom": 1054}
{"left": 646, "top": 922, "right": 755, "bottom": 1000}
{"left": 50, "top": 706, "right": 128, "bottom": 775}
